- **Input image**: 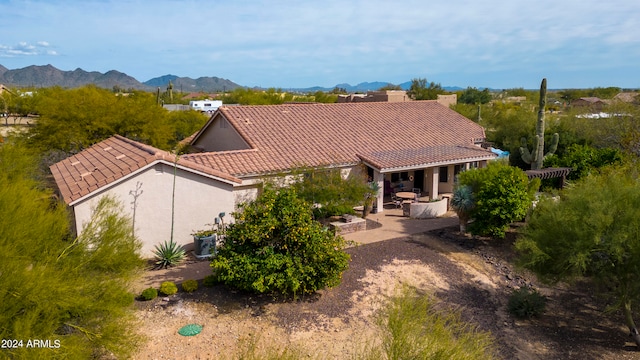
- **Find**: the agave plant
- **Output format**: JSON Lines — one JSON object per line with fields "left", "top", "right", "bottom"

{"left": 450, "top": 185, "right": 474, "bottom": 234}
{"left": 153, "top": 240, "right": 186, "bottom": 269}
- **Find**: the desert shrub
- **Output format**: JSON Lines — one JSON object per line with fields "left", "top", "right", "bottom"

{"left": 508, "top": 287, "right": 547, "bottom": 319}
{"left": 181, "top": 279, "right": 198, "bottom": 293}
{"left": 544, "top": 144, "right": 624, "bottom": 181}
{"left": 0, "top": 143, "right": 145, "bottom": 359}
{"left": 211, "top": 187, "right": 350, "bottom": 295}
{"left": 202, "top": 274, "right": 217, "bottom": 287}
{"left": 153, "top": 240, "right": 186, "bottom": 269}
{"left": 159, "top": 281, "right": 178, "bottom": 296}
{"left": 458, "top": 162, "right": 536, "bottom": 237}
{"left": 367, "top": 286, "right": 496, "bottom": 359}
{"left": 140, "top": 287, "right": 158, "bottom": 301}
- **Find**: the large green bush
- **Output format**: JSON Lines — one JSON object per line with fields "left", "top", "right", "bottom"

{"left": 211, "top": 187, "right": 350, "bottom": 295}
{"left": 458, "top": 162, "right": 537, "bottom": 237}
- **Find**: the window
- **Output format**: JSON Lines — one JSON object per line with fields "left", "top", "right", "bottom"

{"left": 439, "top": 166, "right": 448, "bottom": 183}
{"left": 400, "top": 172, "right": 409, "bottom": 181}
{"left": 391, "top": 173, "right": 399, "bottom": 182}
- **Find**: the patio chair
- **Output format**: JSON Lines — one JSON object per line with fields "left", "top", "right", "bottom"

{"left": 411, "top": 188, "right": 421, "bottom": 197}
{"left": 390, "top": 193, "right": 402, "bottom": 209}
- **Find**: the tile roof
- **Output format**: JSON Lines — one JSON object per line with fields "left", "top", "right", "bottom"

{"left": 184, "top": 101, "right": 494, "bottom": 176}
{"left": 50, "top": 135, "right": 241, "bottom": 205}
{"left": 359, "top": 145, "right": 497, "bottom": 171}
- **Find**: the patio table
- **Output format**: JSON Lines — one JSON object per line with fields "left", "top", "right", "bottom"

{"left": 395, "top": 192, "right": 417, "bottom": 201}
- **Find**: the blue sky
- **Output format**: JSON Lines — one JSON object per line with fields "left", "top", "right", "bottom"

{"left": 1, "top": 0, "right": 639, "bottom": 89}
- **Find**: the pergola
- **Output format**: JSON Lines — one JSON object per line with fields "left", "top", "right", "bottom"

{"left": 525, "top": 167, "right": 573, "bottom": 188}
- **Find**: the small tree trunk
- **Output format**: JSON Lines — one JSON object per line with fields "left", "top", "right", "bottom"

{"left": 458, "top": 219, "right": 467, "bottom": 233}
{"left": 623, "top": 300, "right": 640, "bottom": 348}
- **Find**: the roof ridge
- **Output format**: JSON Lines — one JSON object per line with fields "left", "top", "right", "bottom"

{"left": 183, "top": 148, "right": 259, "bottom": 158}
{"left": 113, "top": 134, "right": 162, "bottom": 157}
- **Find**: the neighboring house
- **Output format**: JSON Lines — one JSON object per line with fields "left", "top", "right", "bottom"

{"left": 337, "top": 90, "right": 457, "bottom": 107}
{"left": 162, "top": 104, "right": 191, "bottom": 111}
{"left": 572, "top": 97, "right": 606, "bottom": 112}
{"left": 49, "top": 135, "right": 241, "bottom": 256}
{"left": 50, "top": 101, "right": 496, "bottom": 257}
{"left": 337, "top": 90, "right": 410, "bottom": 103}
{"left": 613, "top": 92, "right": 639, "bottom": 104}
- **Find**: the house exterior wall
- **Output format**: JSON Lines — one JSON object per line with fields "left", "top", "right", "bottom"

{"left": 195, "top": 115, "right": 249, "bottom": 152}
{"left": 436, "top": 94, "right": 457, "bottom": 108}
{"left": 438, "top": 164, "right": 455, "bottom": 193}
{"left": 73, "top": 163, "right": 236, "bottom": 257}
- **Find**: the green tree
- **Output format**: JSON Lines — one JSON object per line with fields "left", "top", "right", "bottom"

{"left": 589, "top": 86, "right": 621, "bottom": 99}
{"left": 459, "top": 87, "right": 492, "bottom": 104}
{"left": 210, "top": 187, "right": 350, "bottom": 295}
{"left": 24, "top": 86, "right": 178, "bottom": 155}
{"left": 516, "top": 165, "right": 640, "bottom": 348}
{"left": 457, "top": 162, "right": 537, "bottom": 237}
{"left": 0, "top": 143, "right": 145, "bottom": 359}
{"left": 377, "top": 83, "right": 402, "bottom": 91}
{"left": 221, "top": 87, "right": 291, "bottom": 105}
{"left": 289, "top": 167, "right": 370, "bottom": 218}
{"left": 406, "top": 78, "right": 445, "bottom": 100}
{"left": 503, "top": 87, "right": 529, "bottom": 97}
{"left": 310, "top": 91, "right": 338, "bottom": 103}
{"left": 543, "top": 144, "right": 624, "bottom": 181}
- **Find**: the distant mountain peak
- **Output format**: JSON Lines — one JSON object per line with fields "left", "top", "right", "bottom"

{"left": 0, "top": 65, "right": 241, "bottom": 92}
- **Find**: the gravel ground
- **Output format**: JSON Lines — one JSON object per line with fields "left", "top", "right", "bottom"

{"left": 133, "top": 226, "right": 640, "bottom": 360}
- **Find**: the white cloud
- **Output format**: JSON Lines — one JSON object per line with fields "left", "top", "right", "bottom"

{"left": 0, "top": 41, "right": 58, "bottom": 57}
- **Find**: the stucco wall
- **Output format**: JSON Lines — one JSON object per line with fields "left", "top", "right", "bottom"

{"left": 73, "top": 163, "right": 236, "bottom": 257}
{"left": 195, "top": 115, "right": 249, "bottom": 152}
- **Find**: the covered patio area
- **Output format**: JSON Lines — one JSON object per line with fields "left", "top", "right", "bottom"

{"left": 358, "top": 144, "right": 497, "bottom": 214}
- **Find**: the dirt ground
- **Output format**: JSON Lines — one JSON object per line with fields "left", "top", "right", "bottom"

{"left": 133, "top": 225, "right": 640, "bottom": 360}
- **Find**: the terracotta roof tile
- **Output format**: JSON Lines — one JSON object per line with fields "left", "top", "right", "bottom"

{"left": 50, "top": 135, "right": 241, "bottom": 205}
{"left": 186, "top": 101, "right": 494, "bottom": 176}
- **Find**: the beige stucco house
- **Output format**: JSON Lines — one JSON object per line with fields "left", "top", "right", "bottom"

{"left": 50, "top": 135, "right": 241, "bottom": 256}
{"left": 50, "top": 100, "right": 496, "bottom": 257}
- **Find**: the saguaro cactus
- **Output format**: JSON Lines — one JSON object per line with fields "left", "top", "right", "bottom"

{"left": 519, "top": 78, "right": 559, "bottom": 170}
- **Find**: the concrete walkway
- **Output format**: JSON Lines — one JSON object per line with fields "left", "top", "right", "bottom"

{"left": 342, "top": 207, "right": 459, "bottom": 245}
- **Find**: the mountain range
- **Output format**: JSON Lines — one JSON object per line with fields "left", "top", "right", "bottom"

{"left": 0, "top": 64, "right": 464, "bottom": 93}
{"left": 0, "top": 64, "right": 242, "bottom": 93}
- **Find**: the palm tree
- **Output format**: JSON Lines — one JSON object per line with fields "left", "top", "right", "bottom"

{"left": 450, "top": 185, "right": 474, "bottom": 233}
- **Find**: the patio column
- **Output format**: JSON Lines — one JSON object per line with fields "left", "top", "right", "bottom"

{"left": 427, "top": 167, "right": 439, "bottom": 200}
{"left": 374, "top": 169, "right": 384, "bottom": 213}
